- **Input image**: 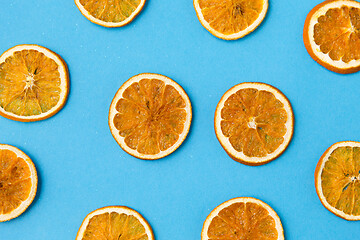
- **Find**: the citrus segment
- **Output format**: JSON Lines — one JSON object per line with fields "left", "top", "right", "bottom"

{"left": 215, "top": 83, "right": 293, "bottom": 166}
{"left": 202, "top": 197, "right": 284, "bottom": 240}
{"left": 0, "top": 144, "right": 37, "bottom": 222}
{"left": 315, "top": 141, "right": 360, "bottom": 220}
{"left": 0, "top": 45, "right": 69, "bottom": 122}
{"left": 75, "top": 0, "right": 146, "bottom": 27}
{"left": 304, "top": 0, "right": 360, "bottom": 74}
{"left": 109, "top": 73, "right": 192, "bottom": 160}
{"left": 194, "top": 0, "right": 268, "bottom": 40}
{"left": 76, "top": 206, "right": 154, "bottom": 240}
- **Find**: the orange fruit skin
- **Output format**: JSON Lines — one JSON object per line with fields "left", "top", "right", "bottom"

{"left": 314, "top": 141, "right": 360, "bottom": 221}
{"left": 193, "top": 0, "right": 268, "bottom": 40}
{"left": 108, "top": 73, "right": 192, "bottom": 160}
{"left": 303, "top": 0, "right": 360, "bottom": 74}
{"left": 75, "top": 206, "right": 155, "bottom": 240}
{"left": 74, "top": 0, "right": 146, "bottom": 28}
{"left": 0, "top": 44, "right": 70, "bottom": 122}
{"left": 0, "top": 144, "right": 38, "bottom": 222}
{"left": 214, "top": 82, "right": 294, "bottom": 166}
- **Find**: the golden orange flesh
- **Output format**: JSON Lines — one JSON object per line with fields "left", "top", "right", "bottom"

{"left": 0, "top": 50, "right": 61, "bottom": 117}
{"left": 314, "top": 6, "right": 360, "bottom": 62}
{"left": 207, "top": 202, "right": 278, "bottom": 239}
{"left": 0, "top": 149, "right": 32, "bottom": 215}
{"left": 113, "top": 78, "right": 187, "bottom": 155}
{"left": 220, "top": 88, "right": 287, "bottom": 157}
{"left": 83, "top": 212, "right": 148, "bottom": 240}
{"left": 321, "top": 146, "right": 360, "bottom": 216}
{"left": 79, "top": 0, "right": 142, "bottom": 23}
{"left": 198, "top": 0, "right": 264, "bottom": 35}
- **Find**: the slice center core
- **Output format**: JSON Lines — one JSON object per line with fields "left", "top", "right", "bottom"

{"left": 25, "top": 74, "right": 35, "bottom": 89}
{"left": 247, "top": 117, "right": 257, "bottom": 129}
{"left": 351, "top": 175, "right": 359, "bottom": 181}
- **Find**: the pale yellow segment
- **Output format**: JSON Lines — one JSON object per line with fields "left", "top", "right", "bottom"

{"left": 79, "top": 0, "right": 142, "bottom": 23}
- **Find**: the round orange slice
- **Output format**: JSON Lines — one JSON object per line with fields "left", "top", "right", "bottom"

{"left": 76, "top": 206, "right": 154, "bottom": 240}
{"left": 193, "top": 0, "right": 268, "bottom": 40}
{"left": 304, "top": 0, "right": 360, "bottom": 74}
{"left": 315, "top": 141, "right": 360, "bottom": 221}
{"left": 109, "top": 73, "right": 192, "bottom": 160}
{"left": 214, "top": 82, "right": 294, "bottom": 166}
{"left": 0, "top": 44, "right": 69, "bottom": 122}
{"left": 0, "top": 144, "right": 37, "bottom": 222}
{"left": 202, "top": 197, "right": 284, "bottom": 240}
{"left": 75, "top": 0, "right": 146, "bottom": 28}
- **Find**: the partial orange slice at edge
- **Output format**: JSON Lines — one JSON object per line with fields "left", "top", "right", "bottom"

{"left": 0, "top": 144, "right": 37, "bottom": 222}
{"left": 76, "top": 206, "right": 154, "bottom": 240}
{"left": 315, "top": 141, "right": 360, "bottom": 221}
{"left": 75, "top": 0, "right": 146, "bottom": 28}
{"left": 109, "top": 73, "right": 192, "bottom": 160}
{"left": 303, "top": 0, "right": 360, "bottom": 74}
{"left": 194, "top": 0, "right": 268, "bottom": 40}
{"left": 201, "top": 197, "right": 284, "bottom": 240}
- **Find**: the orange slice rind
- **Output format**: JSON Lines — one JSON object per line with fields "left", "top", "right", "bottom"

{"left": 109, "top": 73, "right": 192, "bottom": 160}
{"left": 193, "top": 0, "right": 268, "bottom": 40}
{"left": 0, "top": 144, "right": 37, "bottom": 222}
{"left": 0, "top": 44, "right": 69, "bottom": 122}
{"left": 315, "top": 141, "right": 360, "bottom": 221}
{"left": 214, "top": 82, "right": 294, "bottom": 166}
{"left": 75, "top": 0, "right": 146, "bottom": 28}
{"left": 304, "top": 0, "right": 360, "bottom": 74}
{"left": 201, "top": 197, "right": 284, "bottom": 240}
{"left": 76, "top": 206, "right": 154, "bottom": 240}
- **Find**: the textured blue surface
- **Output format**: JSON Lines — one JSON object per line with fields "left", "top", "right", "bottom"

{"left": 1, "top": 0, "right": 360, "bottom": 239}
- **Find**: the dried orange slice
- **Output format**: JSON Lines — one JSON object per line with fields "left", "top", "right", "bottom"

{"left": 214, "top": 83, "right": 294, "bottom": 166}
{"left": 109, "top": 73, "right": 192, "bottom": 160}
{"left": 315, "top": 141, "right": 360, "bottom": 221}
{"left": 0, "top": 144, "right": 37, "bottom": 222}
{"left": 303, "top": 0, "right": 360, "bottom": 74}
{"left": 76, "top": 206, "right": 154, "bottom": 240}
{"left": 202, "top": 197, "right": 284, "bottom": 240}
{"left": 193, "top": 0, "right": 268, "bottom": 40}
{"left": 75, "top": 0, "right": 146, "bottom": 28}
{"left": 0, "top": 45, "right": 69, "bottom": 122}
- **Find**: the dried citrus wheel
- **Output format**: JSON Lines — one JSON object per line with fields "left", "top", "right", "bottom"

{"left": 193, "top": 0, "right": 268, "bottom": 40}
{"left": 109, "top": 73, "right": 192, "bottom": 160}
{"left": 202, "top": 197, "right": 284, "bottom": 240}
{"left": 0, "top": 144, "right": 37, "bottom": 222}
{"left": 0, "top": 45, "right": 69, "bottom": 122}
{"left": 214, "top": 82, "right": 294, "bottom": 166}
{"left": 315, "top": 141, "right": 360, "bottom": 221}
{"left": 303, "top": 0, "right": 360, "bottom": 74}
{"left": 75, "top": 0, "right": 146, "bottom": 28}
{"left": 76, "top": 206, "right": 154, "bottom": 240}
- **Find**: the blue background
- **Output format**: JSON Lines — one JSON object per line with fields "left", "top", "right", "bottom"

{"left": 1, "top": 0, "right": 360, "bottom": 239}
